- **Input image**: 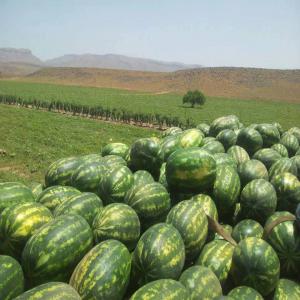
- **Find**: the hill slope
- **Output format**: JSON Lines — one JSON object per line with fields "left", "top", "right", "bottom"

{"left": 25, "top": 67, "right": 300, "bottom": 103}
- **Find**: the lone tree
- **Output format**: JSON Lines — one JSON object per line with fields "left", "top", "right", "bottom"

{"left": 183, "top": 90, "right": 206, "bottom": 108}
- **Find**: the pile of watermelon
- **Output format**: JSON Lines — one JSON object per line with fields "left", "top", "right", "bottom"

{"left": 1, "top": 114, "right": 300, "bottom": 299}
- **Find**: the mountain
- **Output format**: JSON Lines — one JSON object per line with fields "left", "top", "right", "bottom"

{"left": 0, "top": 48, "right": 42, "bottom": 65}
{"left": 45, "top": 53, "right": 200, "bottom": 72}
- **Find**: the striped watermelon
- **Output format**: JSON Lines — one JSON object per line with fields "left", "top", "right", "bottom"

{"left": 179, "top": 265, "right": 222, "bottom": 300}
{"left": 0, "top": 255, "right": 24, "bottom": 300}
{"left": 14, "top": 282, "right": 81, "bottom": 300}
{"left": 130, "top": 279, "right": 189, "bottom": 300}
{"left": 271, "top": 143, "right": 289, "bottom": 157}
{"left": 288, "top": 127, "right": 300, "bottom": 143}
{"left": 101, "top": 142, "right": 129, "bottom": 160}
{"left": 197, "top": 123, "right": 210, "bottom": 136}
{"left": 101, "top": 154, "right": 127, "bottom": 168}
{"left": 92, "top": 203, "right": 140, "bottom": 250}
{"left": 29, "top": 182, "right": 43, "bottom": 199}
{"left": 213, "top": 153, "right": 237, "bottom": 170}
{"left": 239, "top": 179, "right": 277, "bottom": 224}
{"left": 131, "top": 223, "right": 185, "bottom": 287}
{"left": 80, "top": 153, "right": 102, "bottom": 163}
{"left": 133, "top": 170, "right": 154, "bottom": 187}
{"left": 70, "top": 240, "right": 131, "bottom": 300}
{"left": 158, "top": 135, "right": 180, "bottom": 163}
{"left": 166, "top": 148, "right": 217, "bottom": 193}
{"left": 269, "top": 158, "right": 298, "bottom": 180}
{"left": 191, "top": 194, "right": 218, "bottom": 221}
{"left": 227, "top": 145, "right": 250, "bottom": 166}
{"left": 273, "top": 122, "right": 284, "bottom": 135}
{"left": 166, "top": 200, "right": 208, "bottom": 260}
{"left": 280, "top": 133, "right": 299, "bottom": 157}
{"left": 209, "top": 115, "right": 240, "bottom": 137}
{"left": 158, "top": 162, "right": 168, "bottom": 189}
{"left": 231, "top": 219, "right": 263, "bottom": 243}
{"left": 22, "top": 214, "right": 93, "bottom": 287}
{"left": 98, "top": 165, "right": 134, "bottom": 205}
{"left": 37, "top": 185, "right": 81, "bottom": 212}
{"left": 124, "top": 182, "right": 170, "bottom": 227}
{"left": 178, "top": 128, "right": 203, "bottom": 148}
{"left": 230, "top": 237, "right": 280, "bottom": 296}
{"left": 0, "top": 182, "right": 35, "bottom": 213}
{"left": 0, "top": 203, "right": 53, "bottom": 258}
{"left": 297, "top": 204, "right": 300, "bottom": 229}
{"left": 252, "top": 148, "right": 282, "bottom": 169}
{"left": 196, "top": 240, "right": 235, "bottom": 284}
{"left": 273, "top": 278, "right": 300, "bottom": 300}
{"left": 291, "top": 155, "right": 300, "bottom": 178}
{"left": 227, "top": 286, "right": 263, "bottom": 300}
{"left": 212, "top": 164, "right": 241, "bottom": 220}
{"left": 162, "top": 127, "right": 182, "bottom": 137}
{"left": 216, "top": 129, "right": 237, "bottom": 150}
{"left": 201, "top": 140, "right": 225, "bottom": 154}
{"left": 212, "top": 224, "right": 233, "bottom": 241}
{"left": 256, "top": 124, "right": 280, "bottom": 147}
{"left": 236, "top": 128, "right": 263, "bottom": 155}
{"left": 45, "top": 156, "right": 82, "bottom": 187}
{"left": 54, "top": 192, "right": 103, "bottom": 226}
{"left": 271, "top": 172, "right": 300, "bottom": 212}
{"left": 203, "top": 137, "right": 217, "bottom": 144}
{"left": 237, "top": 159, "right": 268, "bottom": 187}
{"left": 264, "top": 211, "right": 300, "bottom": 278}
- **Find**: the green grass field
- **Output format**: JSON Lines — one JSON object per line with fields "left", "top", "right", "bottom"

{"left": 1, "top": 80, "right": 299, "bottom": 128}
{"left": 0, "top": 105, "right": 157, "bottom": 184}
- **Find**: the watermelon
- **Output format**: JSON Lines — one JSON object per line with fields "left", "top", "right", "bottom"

{"left": 22, "top": 214, "right": 93, "bottom": 287}
{"left": 166, "top": 148, "right": 217, "bottom": 193}
{"left": 297, "top": 204, "right": 300, "bottom": 229}
{"left": 178, "top": 128, "right": 203, "bottom": 148}
{"left": 157, "top": 134, "right": 180, "bottom": 163}
{"left": 129, "top": 138, "right": 160, "bottom": 177}
{"left": 203, "top": 137, "right": 217, "bottom": 144}
{"left": 236, "top": 128, "right": 263, "bottom": 155}
{"left": 131, "top": 223, "right": 185, "bottom": 287}
{"left": 280, "top": 133, "right": 299, "bottom": 157}
{"left": 101, "top": 142, "right": 129, "bottom": 160}
{"left": 227, "top": 145, "right": 250, "bottom": 166}
{"left": 216, "top": 129, "right": 237, "bottom": 150}
{"left": 212, "top": 224, "right": 233, "bottom": 241}
{"left": 162, "top": 127, "right": 182, "bottom": 137}
{"left": 201, "top": 140, "right": 225, "bottom": 154}
{"left": 37, "top": 185, "right": 81, "bottom": 212}
{"left": 92, "top": 203, "right": 140, "bottom": 250}
{"left": 271, "top": 143, "right": 289, "bottom": 157}
{"left": 0, "top": 255, "right": 24, "bottom": 300}
{"left": 45, "top": 156, "right": 81, "bottom": 187}
{"left": 288, "top": 127, "right": 300, "bottom": 143}
{"left": 269, "top": 157, "right": 298, "bottom": 180}
{"left": 179, "top": 265, "right": 222, "bottom": 300}
{"left": 230, "top": 237, "right": 280, "bottom": 296}
{"left": 273, "top": 278, "right": 300, "bottom": 300}
{"left": 196, "top": 240, "right": 234, "bottom": 284}
{"left": 71, "top": 160, "right": 104, "bottom": 193}
{"left": 70, "top": 240, "right": 131, "bottom": 300}
{"left": 209, "top": 115, "right": 240, "bottom": 137}
{"left": 98, "top": 165, "right": 134, "bottom": 205}
{"left": 212, "top": 164, "right": 241, "bottom": 220}
{"left": 273, "top": 122, "right": 284, "bottom": 135}
{"left": 271, "top": 172, "right": 300, "bottom": 212}
{"left": 29, "top": 182, "right": 43, "bottom": 199}
{"left": 129, "top": 279, "right": 189, "bottom": 300}
{"left": 0, "top": 182, "right": 35, "bottom": 213}
{"left": 166, "top": 200, "right": 208, "bottom": 260}
{"left": 213, "top": 153, "right": 237, "bottom": 170}
{"left": 80, "top": 153, "right": 102, "bottom": 163}
{"left": 197, "top": 123, "right": 210, "bottom": 136}
{"left": 237, "top": 159, "right": 268, "bottom": 187}
{"left": 264, "top": 211, "right": 300, "bottom": 278}
{"left": 14, "top": 282, "right": 81, "bottom": 300}
{"left": 256, "top": 124, "right": 280, "bottom": 147}
{"left": 227, "top": 286, "right": 263, "bottom": 300}
{"left": 124, "top": 182, "right": 170, "bottom": 226}
{"left": 54, "top": 192, "right": 103, "bottom": 226}
{"left": 252, "top": 148, "right": 282, "bottom": 169}
{"left": 291, "top": 155, "right": 300, "bottom": 178}
{"left": 231, "top": 219, "right": 263, "bottom": 243}
{"left": 0, "top": 203, "right": 53, "bottom": 258}
{"left": 133, "top": 170, "right": 154, "bottom": 186}
{"left": 101, "top": 154, "right": 127, "bottom": 168}
{"left": 158, "top": 162, "right": 168, "bottom": 189}
{"left": 191, "top": 194, "right": 218, "bottom": 221}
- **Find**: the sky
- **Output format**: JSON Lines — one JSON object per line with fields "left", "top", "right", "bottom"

{"left": 0, "top": 0, "right": 299, "bottom": 69}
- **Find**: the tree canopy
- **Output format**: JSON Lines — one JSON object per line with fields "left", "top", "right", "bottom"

{"left": 183, "top": 90, "right": 206, "bottom": 108}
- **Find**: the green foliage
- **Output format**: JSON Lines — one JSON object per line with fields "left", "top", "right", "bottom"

{"left": 183, "top": 90, "right": 206, "bottom": 107}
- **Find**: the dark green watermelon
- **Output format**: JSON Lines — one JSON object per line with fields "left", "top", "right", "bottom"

{"left": 70, "top": 240, "right": 131, "bottom": 300}
{"left": 239, "top": 179, "right": 277, "bottom": 224}
{"left": 179, "top": 265, "right": 222, "bottom": 300}
{"left": 273, "top": 278, "right": 300, "bottom": 300}
{"left": 22, "top": 214, "right": 93, "bottom": 287}
{"left": 157, "top": 134, "right": 180, "bottom": 163}
{"left": 131, "top": 223, "right": 185, "bottom": 287}
{"left": 236, "top": 128, "right": 263, "bottom": 155}
{"left": 209, "top": 115, "right": 240, "bottom": 137}
{"left": 256, "top": 124, "right": 280, "bottom": 147}
{"left": 178, "top": 128, "right": 203, "bottom": 148}
{"left": 0, "top": 255, "right": 24, "bottom": 300}
{"left": 101, "top": 154, "right": 127, "bottom": 168}
{"left": 280, "top": 133, "right": 299, "bottom": 157}
{"left": 201, "top": 140, "right": 225, "bottom": 154}
{"left": 271, "top": 143, "right": 289, "bottom": 157}
{"left": 227, "top": 145, "right": 250, "bottom": 166}
{"left": 166, "top": 148, "right": 216, "bottom": 193}
{"left": 92, "top": 203, "right": 140, "bottom": 250}
{"left": 291, "top": 155, "right": 300, "bottom": 179}
{"left": 213, "top": 153, "right": 238, "bottom": 170}
{"left": 216, "top": 129, "right": 237, "bottom": 151}
{"left": 227, "top": 286, "right": 263, "bottom": 300}
{"left": 231, "top": 219, "right": 263, "bottom": 243}
{"left": 101, "top": 142, "right": 129, "bottom": 160}
{"left": 252, "top": 148, "right": 282, "bottom": 169}
{"left": 230, "top": 237, "right": 280, "bottom": 296}
{"left": 269, "top": 157, "right": 298, "bottom": 180}
{"left": 0, "top": 182, "right": 35, "bottom": 213}
{"left": 54, "top": 192, "right": 103, "bottom": 226}
{"left": 166, "top": 200, "right": 208, "bottom": 260}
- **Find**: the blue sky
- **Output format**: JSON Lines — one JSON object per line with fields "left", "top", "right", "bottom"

{"left": 0, "top": 0, "right": 299, "bottom": 69}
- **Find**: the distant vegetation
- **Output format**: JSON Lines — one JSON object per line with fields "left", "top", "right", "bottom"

{"left": 183, "top": 90, "right": 206, "bottom": 108}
